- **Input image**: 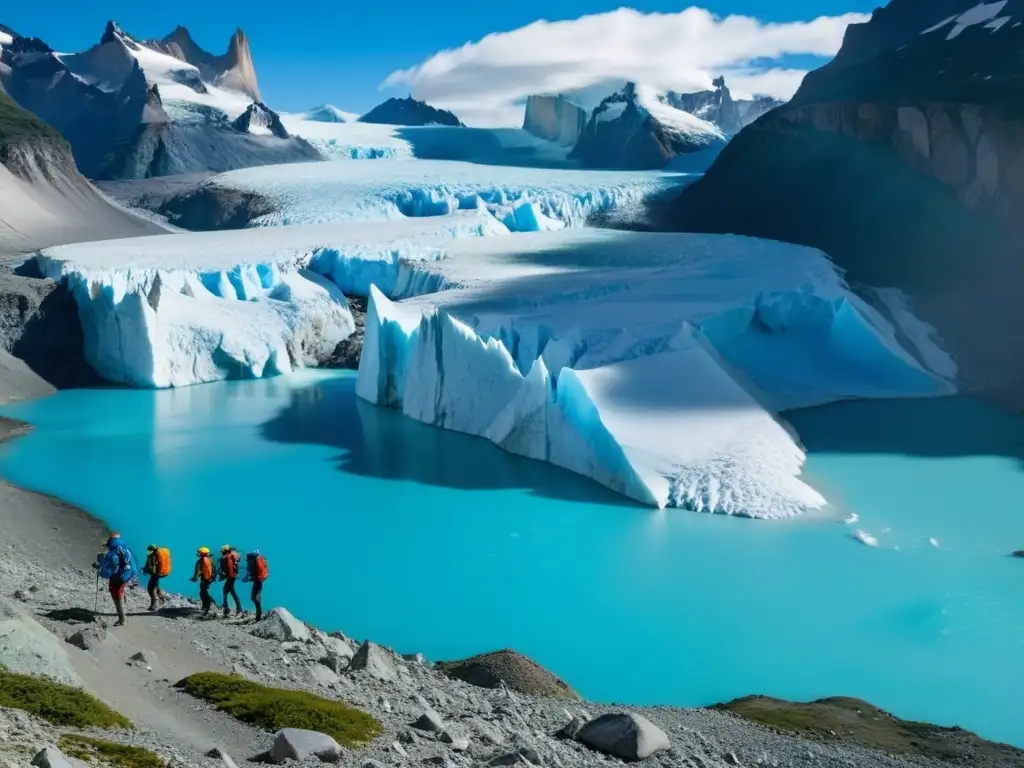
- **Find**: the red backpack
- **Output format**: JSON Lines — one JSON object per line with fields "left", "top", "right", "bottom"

{"left": 247, "top": 553, "right": 268, "bottom": 582}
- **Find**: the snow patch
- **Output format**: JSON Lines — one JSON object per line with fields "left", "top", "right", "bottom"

{"left": 853, "top": 530, "right": 879, "bottom": 548}
{"left": 922, "top": 2, "right": 1011, "bottom": 40}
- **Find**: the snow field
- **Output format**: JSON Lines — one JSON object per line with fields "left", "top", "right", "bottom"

{"left": 212, "top": 159, "right": 682, "bottom": 230}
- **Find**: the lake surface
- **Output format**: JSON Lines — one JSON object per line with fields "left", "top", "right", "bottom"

{"left": 1, "top": 371, "right": 1022, "bottom": 746}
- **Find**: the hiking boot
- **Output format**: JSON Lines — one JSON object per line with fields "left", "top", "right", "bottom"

{"left": 223, "top": 606, "right": 230, "bottom": 618}
{"left": 235, "top": 609, "right": 245, "bottom": 617}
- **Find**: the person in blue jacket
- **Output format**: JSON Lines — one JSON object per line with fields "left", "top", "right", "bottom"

{"left": 95, "top": 533, "right": 136, "bottom": 626}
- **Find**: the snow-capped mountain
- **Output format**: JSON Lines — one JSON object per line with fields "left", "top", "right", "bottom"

{"left": 300, "top": 104, "right": 360, "bottom": 123}
{"left": 663, "top": 77, "right": 783, "bottom": 135}
{"left": 232, "top": 101, "right": 290, "bottom": 138}
{"left": 571, "top": 83, "right": 725, "bottom": 170}
{"left": 672, "top": 0, "right": 1024, "bottom": 410}
{"left": 359, "top": 97, "right": 463, "bottom": 127}
{"left": 0, "top": 21, "right": 318, "bottom": 179}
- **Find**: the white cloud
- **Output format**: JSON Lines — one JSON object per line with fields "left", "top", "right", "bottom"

{"left": 383, "top": 6, "right": 869, "bottom": 127}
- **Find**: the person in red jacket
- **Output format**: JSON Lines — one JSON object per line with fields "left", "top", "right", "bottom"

{"left": 218, "top": 545, "right": 243, "bottom": 618}
{"left": 190, "top": 547, "right": 215, "bottom": 616}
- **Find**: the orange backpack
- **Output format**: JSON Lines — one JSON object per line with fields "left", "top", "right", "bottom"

{"left": 199, "top": 555, "right": 213, "bottom": 581}
{"left": 247, "top": 553, "right": 268, "bottom": 582}
{"left": 155, "top": 547, "right": 172, "bottom": 577}
{"left": 222, "top": 552, "right": 239, "bottom": 578}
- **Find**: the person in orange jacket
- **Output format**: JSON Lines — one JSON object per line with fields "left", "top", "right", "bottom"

{"left": 218, "top": 545, "right": 243, "bottom": 618}
{"left": 190, "top": 547, "right": 215, "bottom": 616}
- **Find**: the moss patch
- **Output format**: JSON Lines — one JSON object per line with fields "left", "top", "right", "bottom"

{"left": 0, "top": 91, "right": 62, "bottom": 145}
{"left": 717, "top": 696, "right": 1024, "bottom": 766}
{"left": 0, "top": 666, "right": 131, "bottom": 729}
{"left": 58, "top": 735, "right": 163, "bottom": 768}
{"left": 176, "top": 672, "right": 382, "bottom": 747}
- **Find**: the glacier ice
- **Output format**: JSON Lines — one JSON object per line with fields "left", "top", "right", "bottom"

{"left": 211, "top": 159, "right": 683, "bottom": 230}
{"left": 357, "top": 229, "right": 956, "bottom": 518}
{"left": 37, "top": 235, "right": 356, "bottom": 388}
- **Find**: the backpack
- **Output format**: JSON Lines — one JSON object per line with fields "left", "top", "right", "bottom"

{"left": 247, "top": 553, "right": 268, "bottom": 582}
{"left": 221, "top": 552, "right": 239, "bottom": 579}
{"left": 199, "top": 556, "right": 213, "bottom": 582}
{"left": 156, "top": 547, "right": 172, "bottom": 577}
{"left": 102, "top": 545, "right": 136, "bottom": 581}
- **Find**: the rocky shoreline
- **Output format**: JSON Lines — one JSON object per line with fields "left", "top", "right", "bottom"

{"left": 0, "top": 416, "right": 1021, "bottom": 768}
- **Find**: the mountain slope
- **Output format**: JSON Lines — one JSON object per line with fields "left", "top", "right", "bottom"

{"left": 664, "top": 77, "right": 783, "bottom": 135}
{"left": 668, "top": 0, "right": 1024, "bottom": 409}
{"left": 359, "top": 97, "right": 463, "bottom": 127}
{"left": 0, "top": 21, "right": 318, "bottom": 180}
{"left": 0, "top": 91, "right": 164, "bottom": 253}
{"left": 572, "top": 83, "right": 725, "bottom": 170}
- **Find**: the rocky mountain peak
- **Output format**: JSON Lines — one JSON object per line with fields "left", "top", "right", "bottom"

{"left": 100, "top": 21, "right": 123, "bottom": 45}
{"left": 359, "top": 96, "right": 464, "bottom": 127}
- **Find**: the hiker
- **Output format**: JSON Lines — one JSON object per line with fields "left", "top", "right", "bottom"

{"left": 243, "top": 549, "right": 268, "bottom": 621}
{"left": 95, "top": 533, "right": 136, "bottom": 627}
{"left": 218, "top": 545, "right": 243, "bottom": 618}
{"left": 190, "top": 547, "right": 215, "bottom": 616}
{"left": 141, "top": 544, "right": 171, "bottom": 612}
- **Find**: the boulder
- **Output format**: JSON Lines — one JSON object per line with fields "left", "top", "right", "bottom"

{"left": 314, "top": 629, "right": 354, "bottom": 659}
{"left": 319, "top": 651, "right": 350, "bottom": 674}
{"left": 0, "top": 596, "right": 80, "bottom": 685}
{"left": 411, "top": 704, "right": 445, "bottom": 732}
{"left": 66, "top": 625, "right": 109, "bottom": 651}
{"left": 270, "top": 728, "right": 343, "bottom": 764}
{"left": 251, "top": 607, "right": 311, "bottom": 643}
{"left": 576, "top": 712, "right": 670, "bottom": 761}
{"left": 440, "top": 728, "right": 470, "bottom": 751}
{"left": 349, "top": 641, "right": 396, "bottom": 681}
{"left": 306, "top": 663, "right": 341, "bottom": 688}
{"left": 435, "top": 650, "right": 576, "bottom": 698}
{"left": 31, "top": 747, "right": 73, "bottom": 768}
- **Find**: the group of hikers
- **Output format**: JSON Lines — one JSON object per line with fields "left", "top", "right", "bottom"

{"left": 95, "top": 534, "right": 269, "bottom": 626}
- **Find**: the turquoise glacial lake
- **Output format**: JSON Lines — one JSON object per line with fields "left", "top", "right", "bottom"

{"left": 1, "top": 371, "right": 1022, "bottom": 746}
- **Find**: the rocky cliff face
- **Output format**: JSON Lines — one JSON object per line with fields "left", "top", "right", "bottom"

{"left": 668, "top": 0, "right": 1024, "bottom": 409}
{"left": 157, "top": 26, "right": 261, "bottom": 101}
{"left": 522, "top": 95, "right": 588, "bottom": 145}
{"left": 359, "top": 97, "right": 463, "bottom": 127}
{"left": 232, "top": 101, "right": 290, "bottom": 139}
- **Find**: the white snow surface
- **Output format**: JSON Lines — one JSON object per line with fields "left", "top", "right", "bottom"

{"left": 213, "top": 159, "right": 682, "bottom": 229}
{"left": 357, "top": 229, "right": 955, "bottom": 517}
{"left": 297, "top": 105, "right": 360, "bottom": 123}
{"left": 635, "top": 84, "right": 724, "bottom": 143}
{"left": 278, "top": 119, "right": 573, "bottom": 165}
{"left": 58, "top": 32, "right": 253, "bottom": 120}
{"left": 921, "top": 2, "right": 1013, "bottom": 39}
{"left": 0, "top": 31, "right": 13, "bottom": 46}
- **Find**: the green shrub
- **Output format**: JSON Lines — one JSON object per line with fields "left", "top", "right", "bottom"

{"left": 176, "top": 672, "right": 382, "bottom": 747}
{"left": 58, "top": 735, "right": 163, "bottom": 768}
{"left": 0, "top": 666, "right": 131, "bottom": 729}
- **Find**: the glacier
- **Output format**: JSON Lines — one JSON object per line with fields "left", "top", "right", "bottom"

{"left": 210, "top": 159, "right": 683, "bottom": 230}
{"left": 36, "top": 232, "right": 357, "bottom": 388}
{"left": 357, "top": 229, "right": 956, "bottom": 517}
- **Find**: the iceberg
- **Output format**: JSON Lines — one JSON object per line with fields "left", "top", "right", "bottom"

{"left": 211, "top": 159, "right": 683, "bottom": 230}
{"left": 357, "top": 229, "right": 956, "bottom": 517}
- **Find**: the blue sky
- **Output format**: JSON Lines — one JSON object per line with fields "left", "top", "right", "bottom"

{"left": 3, "top": 1, "right": 878, "bottom": 118}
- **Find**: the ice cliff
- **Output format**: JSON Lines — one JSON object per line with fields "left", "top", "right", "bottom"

{"left": 36, "top": 236, "right": 355, "bottom": 388}
{"left": 356, "top": 229, "right": 955, "bottom": 517}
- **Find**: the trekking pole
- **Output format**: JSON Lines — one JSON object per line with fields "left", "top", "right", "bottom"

{"left": 94, "top": 569, "right": 100, "bottom": 615}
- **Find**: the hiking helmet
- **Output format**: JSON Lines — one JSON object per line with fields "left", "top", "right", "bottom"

{"left": 220, "top": 545, "right": 232, "bottom": 553}
{"left": 106, "top": 534, "right": 121, "bottom": 549}
{"left": 197, "top": 546, "right": 210, "bottom": 556}
{"left": 147, "top": 544, "right": 157, "bottom": 552}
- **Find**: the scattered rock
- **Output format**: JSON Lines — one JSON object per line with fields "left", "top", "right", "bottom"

{"left": 66, "top": 625, "right": 109, "bottom": 651}
{"left": 411, "top": 703, "right": 445, "bottom": 732}
{"left": 128, "top": 650, "right": 156, "bottom": 666}
{"left": 319, "top": 651, "right": 350, "bottom": 674}
{"left": 314, "top": 629, "right": 354, "bottom": 659}
{"left": 436, "top": 649, "right": 575, "bottom": 698}
{"left": 251, "top": 607, "right": 312, "bottom": 643}
{"left": 270, "top": 728, "right": 343, "bottom": 764}
{"left": 554, "top": 715, "right": 585, "bottom": 740}
{"left": 724, "top": 751, "right": 741, "bottom": 765}
{"left": 350, "top": 640, "right": 397, "bottom": 681}
{"left": 576, "top": 712, "right": 670, "bottom": 761}
{"left": 0, "top": 596, "right": 81, "bottom": 685}
{"left": 31, "top": 747, "right": 73, "bottom": 768}
{"left": 441, "top": 728, "right": 470, "bottom": 752}
{"left": 13, "top": 589, "right": 29, "bottom": 602}
{"left": 424, "top": 756, "right": 459, "bottom": 768}
{"left": 361, "top": 760, "right": 390, "bottom": 768}
{"left": 391, "top": 741, "right": 408, "bottom": 757}
{"left": 206, "top": 747, "right": 239, "bottom": 768}
{"left": 486, "top": 745, "right": 542, "bottom": 766}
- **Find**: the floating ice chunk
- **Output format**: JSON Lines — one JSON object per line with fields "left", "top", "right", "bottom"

{"left": 853, "top": 530, "right": 879, "bottom": 547}
{"left": 843, "top": 513, "right": 860, "bottom": 525}
{"left": 929, "top": 537, "right": 941, "bottom": 548}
